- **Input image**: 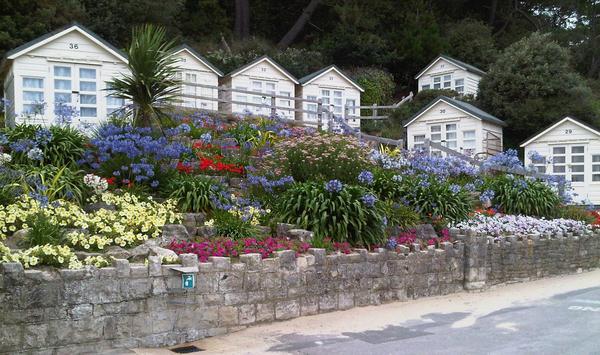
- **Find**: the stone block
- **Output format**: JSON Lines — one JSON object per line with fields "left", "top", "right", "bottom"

{"left": 238, "top": 304, "right": 256, "bottom": 325}
{"left": 111, "top": 259, "right": 130, "bottom": 278}
{"left": 275, "top": 300, "right": 299, "bottom": 320}
{"left": 69, "top": 304, "right": 93, "bottom": 320}
{"left": 308, "top": 248, "right": 326, "bottom": 265}
{"left": 218, "top": 306, "right": 238, "bottom": 326}
{"left": 277, "top": 250, "right": 296, "bottom": 270}
{"left": 210, "top": 257, "right": 231, "bottom": 270}
{"left": 256, "top": 303, "right": 275, "bottom": 323}
{"left": 338, "top": 292, "right": 354, "bottom": 310}
{"left": 319, "top": 293, "right": 337, "bottom": 312}
{"left": 179, "top": 253, "right": 199, "bottom": 268}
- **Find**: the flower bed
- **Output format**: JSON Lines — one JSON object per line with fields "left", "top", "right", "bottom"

{"left": 453, "top": 212, "right": 590, "bottom": 237}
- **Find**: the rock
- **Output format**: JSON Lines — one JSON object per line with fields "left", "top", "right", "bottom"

{"left": 287, "top": 229, "right": 313, "bottom": 242}
{"left": 4, "top": 229, "right": 29, "bottom": 249}
{"left": 148, "top": 246, "right": 178, "bottom": 259}
{"left": 276, "top": 223, "right": 296, "bottom": 238}
{"left": 74, "top": 251, "right": 102, "bottom": 260}
{"left": 83, "top": 202, "right": 116, "bottom": 213}
{"left": 128, "top": 243, "right": 152, "bottom": 262}
{"left": 415, "top": 224, "right": 438, "bottom": 240}
{"left": 160, "top": 224, "right": 190, "bottom": 246}
{"left": 229, "top": 178, "right": 245, "bottom": 189}
{"left": 197, "top": 226, "right": 216, "bottom": 238}
{"left": 104, "top": 246, "right": 131, "bottom": 260}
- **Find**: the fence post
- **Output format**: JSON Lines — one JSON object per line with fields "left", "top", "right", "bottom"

{"left": 317, "top": 99, "right": 323, "bottom": 131}
{"left": 270, "top": 95, "right": 276, "bottom": 117}
{"left": 344, "top": 105, "right": 349, "bottom": 125}
{"left": 328, "top": 105, "right": 334, "bottom": 132}
{"left": 424, "top": 138, "right": 431, "bottom": 155}
{"left": 372, "top": 103, "right": 377, "bottom": 120}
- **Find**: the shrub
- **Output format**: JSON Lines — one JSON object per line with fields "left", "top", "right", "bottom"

{"left": 207, "top": 210, "right": 260, "bottom": 239}
{"left": 276, "top": 182, "right": 387, "bottom": 247}
{"left": 20, "top": 165, "right": 90, "bottom": 204}
{"left": 556, "top": 205, "right": 596, "bottom": 224}
{"left": 348, "top": 67, "right": 395, "bottom": 105}
{"left": 486, "top": 175, "right": 561, "bottom": 217}
{"left": 385, "top": 203, "right": 421, "bottom": 231}
{"left": 398, "top": 176, "right": 473, "bottom": 223}
{"left": 258, "top": 132, "right": 372, "bottom": 184}
{"left": 23, "top": 212, "right": 66, "bottom": 248}
{"left": 162, "top": 174, "right": 224, "bottom": 213}
{"left": 1, "top": 125, "right": 86, "bottom": 167}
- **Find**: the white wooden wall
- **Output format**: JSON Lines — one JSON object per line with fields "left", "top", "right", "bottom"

{"left": 8, "top": 30, "right": 129, "bottom": 127}
{"left": 523, "top": 120, "right": 600, "bottom": 204}
{"left": 225, "top": 60, "right": 296, "bottom": 119}
{"left": 417, "top": 59, "right": 482, "bottom": 97}
{"left": 173, "top": 50, "right": 219, "bottom": 111}
{"left": 405, "top": 101, "right": 489, "bottom": 155}
{"left": 296, "top": 70, "right": 361, "bottom": 128}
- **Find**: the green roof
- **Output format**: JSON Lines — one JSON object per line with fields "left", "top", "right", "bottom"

{"left": 173, "top": 44, "right": 223, "bottom": 76}
{"left": 298, "top": 65, "right": 364, "bottom": 91}
{"left": 404, "top": 96, "right": 507, "bottom": 127}
{"left": 415, "top": 54, "right": 486, "bottom": 79}
{"left": 227, "top": 55, "right": 298, "bottom": 83}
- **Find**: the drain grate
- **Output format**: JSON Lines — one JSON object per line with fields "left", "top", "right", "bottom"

{"left": 171, "top": 345, "right": 204, "bottom": 353}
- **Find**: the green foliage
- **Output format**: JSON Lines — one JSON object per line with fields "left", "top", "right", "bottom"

{"left": 2, "top": 125, "right": 86, "bottom": 167}
{"left": 205, "top": 42, "right": 325, "bottom": 78}
{"left": 23, "top": 212, "right": 66, "bottom": 248}
{"left": 479, "top": 32, "right": 597, "bottom": 146}
{"left": 258, "top": 133, "right": 372, "bottom": 184}
{"left": 444, "top": 19, "right": 498, "bottom": 70}
{"left": 19, "top": 165, "right": 90, "bottom": 204}
{"left": 555, "top": 205, "right": 596, "bottom": 224}
{"left": 107, "top": 24, "right": 180, "bottom": 127}
{"left": 348, "top": 67, "right": 395, "bottom": 105}
{"left": 397, "top": 176, "right": 472, "bottom": 223}
{"left": 0, "top": 167, "right": 24, "bottom": 205}
{"left": 162, "top": 174, "right": 222, "bottom": 213}
{"left": 486, "top": 175, "right": 561, "bottom": 217}
{"left": 384, "top": 202, "right": 421, "bottom": 231}
{"left": 276, "top": 182, "right": 387, "bottom": 247}
{"left": 211, "top": 210, "right": 259, "bottom": 240}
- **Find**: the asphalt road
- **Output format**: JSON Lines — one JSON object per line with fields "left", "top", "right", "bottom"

{"left": 134, "top": 270, "right": 600, "bottom": 355}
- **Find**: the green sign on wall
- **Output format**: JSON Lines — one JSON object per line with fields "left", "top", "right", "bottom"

{"left": 182, "top": 273, "right": 195, "bottom": 289}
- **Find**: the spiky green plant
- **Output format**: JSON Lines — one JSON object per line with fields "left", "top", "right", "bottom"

{"left": 107, "top": 24, "right": 181, "bottom": 127}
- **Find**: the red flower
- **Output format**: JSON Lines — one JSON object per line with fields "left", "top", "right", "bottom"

{"left": 176, "top": 161, "right": 193, "bottom": 174}
{"left": 105, "top": 177, "right": 116, "bottom": 185}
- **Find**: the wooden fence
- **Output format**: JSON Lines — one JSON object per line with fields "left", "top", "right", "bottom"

{"left": 176, "top": 82, "right": 408, "bottom": 147}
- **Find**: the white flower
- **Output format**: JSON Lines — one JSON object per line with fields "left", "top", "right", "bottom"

{"left": 0, "top": 153, "right": 11, "bottom": 165}
{"left": 204, "top": 219, "right": 215, "bottom": 227}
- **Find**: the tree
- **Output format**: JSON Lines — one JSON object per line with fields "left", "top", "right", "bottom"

{"left": 444, "top": 19, "right": 498, "bottom": 70}
{"left": 278, "top": 0, "right": 323, "bottom": 48}
{"left": 348, "top": 67, "right": 396, "bottom": 105}
{"left": 107, "top": 25, "right": 180, "bottom": 128}
{"left": 479, "top": 32, "right": 597, "bottom": 147}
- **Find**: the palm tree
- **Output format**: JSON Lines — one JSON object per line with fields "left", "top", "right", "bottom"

{"left": 107, "top": 24, "right": 180, "bottom": 127}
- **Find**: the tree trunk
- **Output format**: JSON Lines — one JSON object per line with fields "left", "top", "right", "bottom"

{"left": 277, "top": 0, "right": 322, "bottom": 48}
{"left": 488, "top": 0, "right": 498, "bottom": 26}
{"left": 234, "top": 0, "right": 250, "bottom": 40}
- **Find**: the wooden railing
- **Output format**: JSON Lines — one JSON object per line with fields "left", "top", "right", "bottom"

{"left": 176, "top": 82, "right": 408, "bottom": 147}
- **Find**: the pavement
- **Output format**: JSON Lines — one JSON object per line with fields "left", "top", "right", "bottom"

{"left": 133, "top": 270, "right": 600, "bottom": 355}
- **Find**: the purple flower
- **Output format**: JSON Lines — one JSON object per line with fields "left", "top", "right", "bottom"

{"left": 325, "top": 179, "right": 343, "bottom": 193}
{"left": 449, "top": 184, "right": 461, "bottom": 193}
{"left": 358, "top": 170, "right": 374, "bottom": 185}
{"left": 480, "top": 189, "right": 495, "bottom": 204}
{"left": 361, "top": 193, "right": 377, "bottom": 207}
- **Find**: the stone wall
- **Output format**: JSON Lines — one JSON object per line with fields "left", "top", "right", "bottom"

{"left": 1, "top": 230, "right": 600, "bottom": 354}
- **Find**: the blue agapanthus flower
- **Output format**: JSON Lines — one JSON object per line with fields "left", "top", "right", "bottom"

{"left": 357, "top": 170, "right": 374, "bottom": 185}
{"left": 361, "top": 193, "right": 377, "bottom": 207}
{"left": 27, "top": 148, "right": 43, "bottom": 161}
{"left": 480, "top": 189, "right": 495, "bottom": 204}
{"left": 35, "top": 129, "right": 53, "bottom": 146}
{"left": 449, "top": 184, "right": 461, "bottom": 193}
{"left": 325, "top": 179, "right": 343, "bottom": 193}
